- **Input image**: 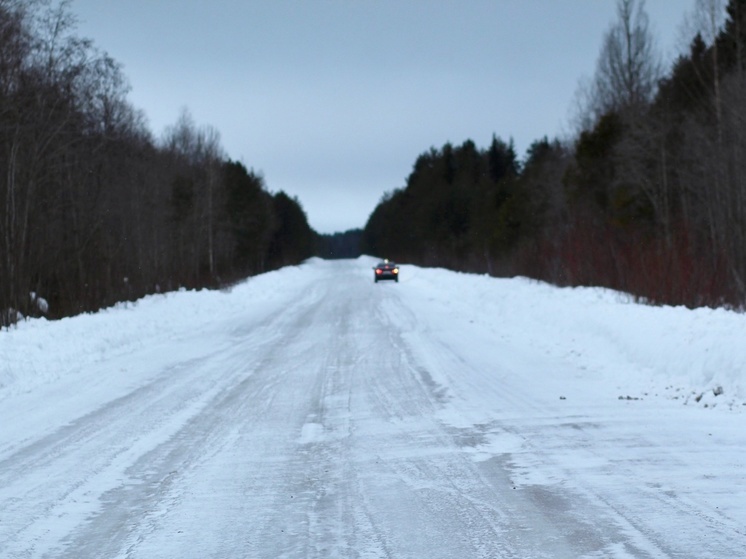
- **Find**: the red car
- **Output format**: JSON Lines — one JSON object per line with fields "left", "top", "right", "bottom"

{"left": 373, "top": 260, "right": 399, "bottom": 283}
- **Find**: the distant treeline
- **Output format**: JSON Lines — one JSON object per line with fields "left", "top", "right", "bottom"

{"left": 0, "top": 1, "right": 315, "bottom": 326}
{"left": 316, "top": 229, "right": 363, "bottom": 260}
{"left": 363, "top": 0, "right": 746, "bottom": 309}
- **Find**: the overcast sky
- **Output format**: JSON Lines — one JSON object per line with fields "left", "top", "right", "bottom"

{"left": 71, "top": 1, "right": 696, "bottom": 234}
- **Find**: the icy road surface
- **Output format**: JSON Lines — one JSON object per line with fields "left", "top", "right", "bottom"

{"left": 1, "top": 257, "right": 744, "bottom": 558}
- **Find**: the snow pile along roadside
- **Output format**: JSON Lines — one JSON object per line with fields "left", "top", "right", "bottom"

{"left": 0, "top": 262, "right": 325, "bottom": 397}
{"left": 380, "top": 257, "right": 746, "bottom": 410}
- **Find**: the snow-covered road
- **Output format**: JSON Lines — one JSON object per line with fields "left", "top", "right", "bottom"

{"left": 1, "top": 258, "right": 744, "bottom": 558}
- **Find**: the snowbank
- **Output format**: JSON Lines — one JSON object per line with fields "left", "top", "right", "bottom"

{"left": 370, "top": 257, "right": 746, "bottom": 409}
{"left": 0, "top": 262, "right": 324, "bottom": 397}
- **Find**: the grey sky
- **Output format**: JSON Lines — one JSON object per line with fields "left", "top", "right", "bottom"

{"left": 71, "top": 1, "right": 695, "bottom": 234}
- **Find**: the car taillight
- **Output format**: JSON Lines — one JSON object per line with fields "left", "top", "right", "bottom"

{"left": 393, "top": 268, "right": 399, "bottom": 273}
{"left": 376, "top": 269, "right": 382, "bottom": 274}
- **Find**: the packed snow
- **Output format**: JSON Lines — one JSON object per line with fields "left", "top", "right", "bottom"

{"left": 1, "top": 257, "right": 744, "bottom": 558}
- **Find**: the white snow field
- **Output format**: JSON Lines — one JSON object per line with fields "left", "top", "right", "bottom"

{"left": 1, "top": 256, "right": 744, "bottom": 558}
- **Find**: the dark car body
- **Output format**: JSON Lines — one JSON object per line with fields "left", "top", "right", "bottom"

{"left": 373, "top": 261, "right": 399, "bottom": 282}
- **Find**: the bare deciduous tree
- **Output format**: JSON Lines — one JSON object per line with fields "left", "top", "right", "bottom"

{"left": 592, "top": 0, "right": 663, "bottom": 121}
